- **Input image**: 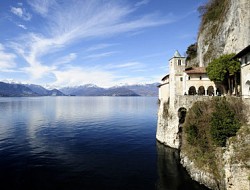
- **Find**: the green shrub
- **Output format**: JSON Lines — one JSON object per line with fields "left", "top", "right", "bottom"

{"left": 186, "top": 124, "right": 198, "bottom": 145}
{"left": 210, "top": 99, "right": 241, "bottom": 146}
{"left": 182, "top": 97, "right": 246, "bottom": 178}
{"left": 186, "top": 43, "right": 197, "bottom": 61}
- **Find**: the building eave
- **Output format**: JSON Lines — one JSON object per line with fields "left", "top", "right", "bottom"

{"left": 161, "top": 74, "right": 169, "bottom": 81}
{"left": 233, "top": 45, "right": 250, "bottom": 59}
{"left": 158, "top": 82, "right": 169, "bottom": 88}
{"left": 184, "top": 67, "right": 206, "bottom": 74}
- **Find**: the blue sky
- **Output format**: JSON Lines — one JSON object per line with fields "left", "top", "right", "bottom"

{"left": 0, "top": 0, "right": 207, "bottom": 88}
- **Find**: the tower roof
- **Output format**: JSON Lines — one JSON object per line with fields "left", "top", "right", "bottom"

{"left": 173, "top": 50, "right": 181, "bottom": 57}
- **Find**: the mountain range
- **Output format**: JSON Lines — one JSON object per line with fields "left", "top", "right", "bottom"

{"left": 0, "top": 82, "right": 65, "bottom": 97}
{"left": 0, "top": 82, "right": 159, "bottom": 97}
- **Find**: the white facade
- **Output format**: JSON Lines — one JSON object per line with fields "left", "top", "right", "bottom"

{"left": 240, "top": 52, "right": 250, "bottom": 98}
{"left": 158, "top": 51, "right": 216, "bottom": 103}
{"left": 158, "top": 75, "right": 169, "bottom": 100}
{"left": 233, "top": 45, "right": 250, "bottom": 98}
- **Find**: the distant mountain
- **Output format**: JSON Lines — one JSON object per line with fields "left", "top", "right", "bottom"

{"left": 104, "top": 87, "right": 139, "bottom": 96}
{"left": 24, "top": 84, "right": 50, "bottom": 96}
{"left": 48, "top": 89, "right": 65, "bottom": 96}
{"left": 59, "top": 83, "right": 159, "bottom": 96}
{"left": 0, "top": 82, "right": 65, "bottom": 97}
{"left": 0, "top": 81, "right": 159, "bottom": 97}
{"left": 60, "top": 84, "right": 106, "bottom": 96}
{"left": 0, "top": 82, "right": 38, "bottom": 97}
{"left": 24, "top": 84, "right": 65, "bottom": 96}
{"left": 122, "top": 83, "right": 159, "bottom": 96}
{"left": 60, "top": 84, "right": 138, "bottom": 96}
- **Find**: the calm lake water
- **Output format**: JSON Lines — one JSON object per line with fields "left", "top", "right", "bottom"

{"left": 0, "top": 97, "right": 208, "bottom": 190}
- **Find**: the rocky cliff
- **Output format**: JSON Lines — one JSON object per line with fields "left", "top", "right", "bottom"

{"left": 157, "top": 0, "right": 250, "bottom": 189}
{"left": 180, "top": 124, "right": 250, "bottom": 190}
{"left": 180, "top": 98, "right": 250, "bottom": 190}
{"left": 197, "top": 0, "right": 250, "bottom": 66}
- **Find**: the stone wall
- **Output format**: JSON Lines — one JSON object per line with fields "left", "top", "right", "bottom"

{"left": 156, "top": 96, "right": 212, "bottom": 149}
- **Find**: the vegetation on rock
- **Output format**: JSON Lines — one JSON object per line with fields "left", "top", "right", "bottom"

{"left": 198, "top": 0, "right": 229, "bottom": 32}
{"left": 228, "top": 125, "right": 250, "bottom": 167}
{"left": 198, "top": 0, "right": 230, "bottom": 64}
{"left": 206, "top": 54, "right": 241, "bottom": 95}
{"left": 186, "top": 43, "right": 197, "bottom": 61}
{"left": 182, "top": 97, "right": 246, "bottom": 180}
{"left": 210, "top": 98, "right": 241, "bottom": 146}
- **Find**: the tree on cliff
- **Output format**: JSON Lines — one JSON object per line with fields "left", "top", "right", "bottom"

{"left": 186, "top": 43, "right": 197, "bottom": 61}
{"left": 206, "top": 54, "right": 241, "bottom": 95}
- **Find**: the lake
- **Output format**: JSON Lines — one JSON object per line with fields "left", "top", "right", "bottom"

{"left": 0, "top": 97, "right": 208, "bottom": 190}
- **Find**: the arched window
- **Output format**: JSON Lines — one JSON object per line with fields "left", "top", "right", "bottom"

{"left": 178, "top": 107, "right": 187, "bottom": 124}
{"left": 198, "top": 86, "right": 205, "bottom": 95}
{"left": 188, "top": 86, "right": 196, "bottom": 95}
{"left": 207, "top": 86, "right": 214, "bottom": 96}
{"left": 216, "top": 86, "right": 224, "bottom": 96}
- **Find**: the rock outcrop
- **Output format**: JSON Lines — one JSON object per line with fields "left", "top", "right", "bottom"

{"left": 180, "top": 153, "right": 220, "bottom": 190}
{"left": 156, "top": 99, "right": 180, "bottom": 149}
{"left": 180, "top": 124, "right": 250, "bottom": 190}
{"left": 197, "top": 0, "right": 250, "bottom": 66}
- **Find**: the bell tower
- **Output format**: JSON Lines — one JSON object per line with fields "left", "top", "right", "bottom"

{"left": 169, "top": 50, "right": 186, "bottom": 100}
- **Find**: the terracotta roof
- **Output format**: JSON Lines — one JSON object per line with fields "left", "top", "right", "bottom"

{"left": 161, "top": 74, "right": 169, "bottom": 81}
{"left": 184, "top": 67, "right": 206, "bottom": 74}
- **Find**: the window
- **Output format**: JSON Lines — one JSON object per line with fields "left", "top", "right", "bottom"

{"left": 178, "top": 60, "right": 181, "bottom": 66}
{"left": 180, "top": 77, "right": 183, "bottom": 81}
{"left": 200, "top": 76, "right": 202, "bottom": 80}
{"left": 245, "top": 56, "right": 248, "bottom": 64}
{"left": 188, "top": 76, "right": 191, "bottom": 80}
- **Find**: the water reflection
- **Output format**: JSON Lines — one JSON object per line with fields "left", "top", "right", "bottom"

{"left": 156, "top": 142, "right": 209, "bottom": 190}
{"left": 0, "top": 97, "right": 209, "bottom": 190}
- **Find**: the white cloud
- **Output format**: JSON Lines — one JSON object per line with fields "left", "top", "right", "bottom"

{"left": 0, "top": 44, "right": 16, "bottom": 69}
{"left": 84, "top": 52, "right": 117, "bottom": 59}
{"left": 10, "top": 0, "right": 172, "bottom": 84}
{"left": 10, "top": 6, "right": 32, "bottom": 21}
{"left": 86, "top": 43, "right": 117, "bottom": 52}
{"left": 52, "top": 67, "right": 116, "bottom": 88}
{"left": 51, "top": 66, "right": 159, "bottom": 88}
{"left": 135, "top": 0, "right": 150, "bottom": 7}
{"left": 22, "top": 64, "right": 55, "bottom": 80}
{"left": 54, "top": 53, "right": 77, "bottom": 66}
{"left": 28, "top": 0, "right": 56, "bottom": 17}
{"left": 10, "top": 7, "right": 23, "bottom": 17}
{"left": 112, "top": 62, "right": 142, "bottom": 68}
{"left": 17, "top": 24, "right": 27, "bottom": 30}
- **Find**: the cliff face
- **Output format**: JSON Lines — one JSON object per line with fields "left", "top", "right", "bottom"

{"left": 197, "top": 0, "right": 250, "bottom": 66}
{"left": 157, "top": 1, "right": 250, "bottom": 189}
{"left": 157, "top": 100, "right": 181, "bottom": 149}
{"left": 181, "top": 124, "right": 250, "bottom": 190}
{"left": 223, "top": 125, "right": 250, "bottom": 190}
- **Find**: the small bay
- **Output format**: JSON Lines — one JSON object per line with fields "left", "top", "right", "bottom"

{"left": 0, "top": 97, "right": 208, "bottom": 190}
